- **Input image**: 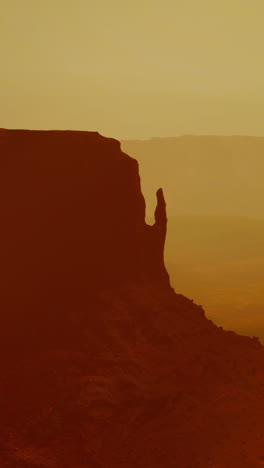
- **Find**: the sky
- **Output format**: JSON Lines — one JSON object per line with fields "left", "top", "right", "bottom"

{"left": 1, "top": 0, "right": 264, "bottom": 139}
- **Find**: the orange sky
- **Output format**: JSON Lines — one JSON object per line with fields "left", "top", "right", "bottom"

{"left": 1, "top": 0, "right": 264, "bottom": 139}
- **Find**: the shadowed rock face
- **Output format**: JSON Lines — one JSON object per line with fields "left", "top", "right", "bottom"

{"left": 0, "top": 129, "right": 169, "bottom": 344}
{"left": 154, "top": 187, "right": 167, "bottom": 251}
{"left": 0, "top": 129, "right": 264, "bottom": 468}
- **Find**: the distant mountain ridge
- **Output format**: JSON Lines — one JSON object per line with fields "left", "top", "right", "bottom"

{"left": 122, "top": 135, "right": 264, "bottom": 219}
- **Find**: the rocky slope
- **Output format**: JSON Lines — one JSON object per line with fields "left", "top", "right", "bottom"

{"left": 0, "top": 129, "right": 264, "bottom": 468}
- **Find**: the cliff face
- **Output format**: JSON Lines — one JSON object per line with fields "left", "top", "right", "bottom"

{"left": 0, "top": 129, "right": 169, "bottom": 343}
{"left": 1, "top": 129, "right": 264, "bottom": 468}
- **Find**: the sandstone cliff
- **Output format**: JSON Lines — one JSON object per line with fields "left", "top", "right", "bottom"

{"left": 0, "top": 129, "right": 264, "bottom": 468}
{"left": 0, "top": 129, "right": 169, "bottom": 345}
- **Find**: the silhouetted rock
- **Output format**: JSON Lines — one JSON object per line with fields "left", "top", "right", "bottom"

{"left": 0, "top": 129, "right": 170, "bottom": 345}
{"left": 0, "top": 129, "right": 264, "bottom": 468}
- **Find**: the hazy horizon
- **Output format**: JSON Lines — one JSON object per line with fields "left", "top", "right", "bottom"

{"left": 2, "top": 1, "right": 264, "bottom": 139}
{"left": 2, "top": 3, "right": 264, "bottom": 465}
{"left": 2, "top": 1, "right": 264, "bottom": 341}
{"left": 122, "top": 137, "right": 264, "bottom": 342}
{"left": 163, "top": 214, "right": 264, "bottom": 343}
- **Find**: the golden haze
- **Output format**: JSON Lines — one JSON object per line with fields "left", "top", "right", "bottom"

{"left": 2, "top": 1, "right": 264, "bottom": 340}
{"left": 122, "top": 137, "right": 264, "bottom": 342}
{"left": 1, "top": 0, "right": 264, "bottom": 138}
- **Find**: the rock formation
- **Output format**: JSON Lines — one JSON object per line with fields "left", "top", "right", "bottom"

{"left": 0, "top": 129, "right": 264, "bottom": 468}
{"left": 0, "top": 129, "right": 169, "bottom": 345}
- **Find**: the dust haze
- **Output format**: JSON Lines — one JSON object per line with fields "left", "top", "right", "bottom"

{"left": 122, "top": 137, "right": 264, "bottom": 342}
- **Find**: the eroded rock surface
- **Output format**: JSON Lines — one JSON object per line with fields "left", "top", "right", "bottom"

{"left": 0, "top": 129, "right": 264, "bottom": 468}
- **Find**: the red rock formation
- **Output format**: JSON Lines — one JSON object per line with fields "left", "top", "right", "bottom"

{"left": 0, "top": 129, "right": 169, "bottom": 345}
{"left": 0, "top": 129, "right": 264, "bottom": 468}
